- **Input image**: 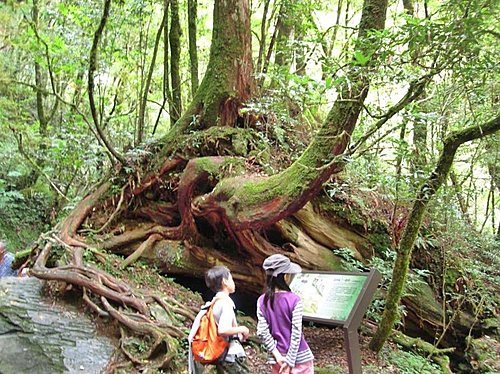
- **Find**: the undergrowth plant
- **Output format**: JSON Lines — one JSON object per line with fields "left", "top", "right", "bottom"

{"left": 0, "top": 179, "right": 49, "bottom": 251}
{"left": 385, "top": 350, "right": 441, "bottom": 373}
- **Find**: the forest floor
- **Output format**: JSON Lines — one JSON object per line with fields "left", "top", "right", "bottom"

{"left": 243, "top": 325, "right": 398, "bottom": 374}
{"left": 44, "top": 254, "right": 443, "bottom": 374}
{"left": 126, "top": 260, "right": 442, "bottom": 373}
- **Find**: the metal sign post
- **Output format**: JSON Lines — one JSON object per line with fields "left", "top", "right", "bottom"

{"left": 289, "top": 269, "right": 382, "bottom": 374}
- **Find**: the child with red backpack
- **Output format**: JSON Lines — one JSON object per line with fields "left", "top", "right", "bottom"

{"left": 188, "top": 266, "right": 250, "bottom": 373}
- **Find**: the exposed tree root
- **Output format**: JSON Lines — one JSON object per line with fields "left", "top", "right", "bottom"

{"left": 120, "top": 233, "right": 162, "bottom": 269}
{"left": 100, "top": 224, "right": 157, "bottom": 250}
{"left": 133, "top": 202, "right": 180, "bottom": 226}
{"left": 81, "top": 184, "right": 127, "bottom": 234}
{"left": 30, "top": 231, "right": 192, "bottom": 371}
{"left": 59, "top": 182, "right": 110, "bottom": 247}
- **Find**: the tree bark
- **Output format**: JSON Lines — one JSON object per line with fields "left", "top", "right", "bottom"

{"left": 274, "top": 1, "right": 293, "bottom": 72}
{"left": 188, "top": 0, "right": 199, "bottom": 97}
{"left": 155, "top": 0, "right": 172, "bottom": 136}
{"left": 164, "top": 0, "right": 254, "bottom": 137}
{"left": 169, "top": 0, "right": 182, "bottom": 125}
{"left": 137, "top": 10, "right": 167, "bottom": 144}
{"left": 256, "top": 0, "right": 271, "bottom": 75}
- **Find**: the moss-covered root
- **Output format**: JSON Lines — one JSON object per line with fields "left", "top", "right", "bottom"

{"left": 391, "top": 331, "right": 454, "bottom": 373}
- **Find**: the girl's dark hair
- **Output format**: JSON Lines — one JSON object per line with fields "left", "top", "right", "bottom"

{"left": 263, "top": 273, "right": 291, "bottom": 308}
{"left": 205, "top": 266, "right": 231, "bottom": 292}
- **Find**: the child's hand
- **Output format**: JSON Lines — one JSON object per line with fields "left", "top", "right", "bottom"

{"left": 238, "top": 326, "right": 250, "bottom": 341}
{"left": 279, "top": 363, "right": 291, "bottom": 374}
{"left": 272, "top": 349, "right": 285, "bottom": 366}
{"left": 272, "top": 350, "right": 290, "bottom": 374}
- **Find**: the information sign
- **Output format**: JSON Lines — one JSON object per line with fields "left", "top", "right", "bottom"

{"left": 290, "top": 272, "right": 368, "bottom": 322}
{"left": 289, "top": 269, "right": 381, "bottom": 374}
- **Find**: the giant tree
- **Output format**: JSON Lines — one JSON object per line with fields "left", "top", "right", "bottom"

{"left": 21, "top": 0, "right": 498, "bottom": 371}
{"left": 28, "top": 0, "right": 389, "bottom": 370}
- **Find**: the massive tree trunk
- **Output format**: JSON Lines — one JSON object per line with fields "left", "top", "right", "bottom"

{"left": 168, "top": 0, "right": 253, "bottom": 135}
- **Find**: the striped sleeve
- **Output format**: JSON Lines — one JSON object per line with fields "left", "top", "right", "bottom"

{"left": 256, "top": 301, "right": 276, "bottom": 352}
{"left": 284, "top": 299, "right": 304, "bottom": 367}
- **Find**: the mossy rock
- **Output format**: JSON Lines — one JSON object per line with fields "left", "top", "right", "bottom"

{"left": 0, "top": 277, "right": 114, "bottom": 373}
{"left": 466, "top": 335, "right": 500, "bottom": 373}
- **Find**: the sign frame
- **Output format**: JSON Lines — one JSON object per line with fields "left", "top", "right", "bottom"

{"left": 289, "top": 268, "right": 382, "bottom": 374}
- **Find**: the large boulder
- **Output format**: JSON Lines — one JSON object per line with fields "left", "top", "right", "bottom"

{"left": 0, "top": 277, "right": 115, "bottom": 373}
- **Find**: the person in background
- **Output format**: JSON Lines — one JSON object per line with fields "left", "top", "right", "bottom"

{"left": 188, "top": 265, "right": 250, "bottom": 373}
{"left": 0, "top": 240, "right": 17, "bottom": 277}
{"left": 257, "top": 254, "right": 314, "bottom": 374}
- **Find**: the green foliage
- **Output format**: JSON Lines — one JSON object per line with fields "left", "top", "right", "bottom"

{"left": 331, "top": 245, "right": 434, "bottom": 324}
{"left": 440, "top": 232, "right": 499, "bottom": 330}
{"left": 315, "top": 365, "right": 344, "bottom": 374}
{"left": 0, "top": 178, "right": 49, "bottom": 251}
{"left": 386, "top": 350, "right": 441, "bottom": 374}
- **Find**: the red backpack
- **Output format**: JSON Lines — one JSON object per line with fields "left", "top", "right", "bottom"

{"left": 191, "top": 299, "right": 229, "bottom": 364}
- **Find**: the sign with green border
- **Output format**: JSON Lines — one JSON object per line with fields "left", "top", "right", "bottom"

{"left": 290, "top": 272, "right": 368, "bottom": 322}
{"left": 289, "top": 269, "right": 381, "bottom": 374}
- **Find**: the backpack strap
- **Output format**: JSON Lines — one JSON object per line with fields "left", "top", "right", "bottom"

{"left": 206, "top": 296, "right": 224, "bottom": 310}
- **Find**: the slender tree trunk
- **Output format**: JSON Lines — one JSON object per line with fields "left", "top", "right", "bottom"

{"left": 136, "top": 6, "right": 145, "bottom": 142}
{"left": 344, "top": 0, "right": 351, "bottom": 45}
{"left": 294, "top": 11, "right": 307, "bottom": 77}
{"left": 256, "top": 0, "right": 271, "bottom": 75}
{"left": 88, "top": 0, "right": 125, "bottom": 165}
{"left": 331, "top": 0, "right": 343, "bottom": 50}
{"left": 169, "top": 0, "right": 182, "bottom": 125}
{"left": 274, "top": 1, "right": 293, "bottom": 70}
{"left": 390, "top": 121, "right": 407, "bottom": 238}
{"left": 404, "top": 0, "right": 430, "bottom": 181}
{"left": 487, "top": 154, "right": 499, "bottom": 237}
{"left": 33, "top": 0, "right": 47, "bottom": 141}
{"left": 479, "top": 186, "right": 493, "bottom": 233}
{"left": 449, "top": 169, "right": 472, "bottom": 224}
{"left": 370, "top": 115, "right": 500, "bottom": 352}
{"left": 32, "top": 0, "right": 47, "bottom": 185}
{"left": 155, "top": 0, "right": 172, "bottom": 136}
{"left": 411, "top": 116, "right": 428, "bottom": 176}
{"left": 137, "top": 9, "right": 167, "bottom": 144}
{"left": 260, "top": 11, "right": 280, "bottom": 85}
{"left": 187, "top": 0, "right": 199, "bottom": 97}
{"left": 28, "top": 0, "right": 53, "bottom": 184}
{"left": 319, "top": 0, "right": 343, "bottom": 80}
